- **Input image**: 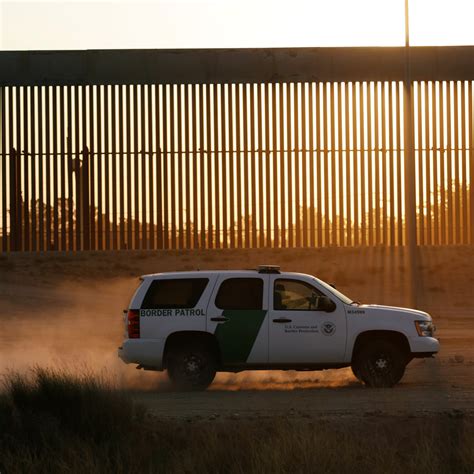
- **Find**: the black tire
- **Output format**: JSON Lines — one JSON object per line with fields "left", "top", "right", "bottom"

{"left": 166, "top": 341, "right": 217, "bottom": 391}
{"left": 352, "top": 340, "right": 407, "bottom": 388}
{"left": 351, "top": 364, "right": 362, "bottom": 382}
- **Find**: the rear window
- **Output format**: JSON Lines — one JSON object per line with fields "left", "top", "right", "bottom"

{"left": 141, "top": 278, "right": 209, "bottom": 309}
{"left": 215, "top": 278, "right": 263, "bottom": 310}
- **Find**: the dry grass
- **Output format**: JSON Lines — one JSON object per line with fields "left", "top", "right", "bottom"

{"left": 0, "top": 368, "right": 473, "bottom": 474}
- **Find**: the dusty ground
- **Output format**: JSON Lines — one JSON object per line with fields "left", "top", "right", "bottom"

{"left": 1, "top": 246, "right": 473, "bottom": 419}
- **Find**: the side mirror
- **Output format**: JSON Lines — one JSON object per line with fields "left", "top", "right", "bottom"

{"left": 318, "top": 296, "right": 336, "bottom": 313}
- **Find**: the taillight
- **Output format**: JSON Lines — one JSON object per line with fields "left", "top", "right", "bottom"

{"left": 127, "top": 309, "right": 140, "bottom": 338}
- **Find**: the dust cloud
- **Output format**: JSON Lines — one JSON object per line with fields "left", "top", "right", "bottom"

{"left": 1, "top": 277, "right": 166, "bottom": 390}
{"left": 211, "top": 369, "right": 356, "bottom": 391}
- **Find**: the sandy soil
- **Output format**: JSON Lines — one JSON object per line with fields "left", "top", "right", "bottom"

{"left": 1, "top": 246, "right": 473, "bottom": 418}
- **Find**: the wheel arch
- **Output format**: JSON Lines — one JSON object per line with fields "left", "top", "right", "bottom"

{"left": 163, "top": 331, "right": 221, "bottom": 368}
{"left": 351, "top": 330, "right": 411, "bottom": 362}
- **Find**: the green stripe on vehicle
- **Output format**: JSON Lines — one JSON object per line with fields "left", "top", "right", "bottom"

{"left": 214, "top": 310, "right": 267, "bottom": 364}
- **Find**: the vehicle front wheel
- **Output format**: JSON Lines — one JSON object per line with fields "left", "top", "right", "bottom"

{"left": 352, "top": 341, "right": 407, "bottom": 388}
{"left": 166, "top": 342, "right": 217, "bottom": 391}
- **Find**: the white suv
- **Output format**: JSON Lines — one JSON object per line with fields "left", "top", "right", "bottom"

{"left": 118, "top": 265, "right": 439, "bottom": 390}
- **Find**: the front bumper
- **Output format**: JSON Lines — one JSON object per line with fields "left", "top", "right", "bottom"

{"left": 408, "top": 336, "right": 440, "bottom": 356}
{"left": 118, "top": 338, "right": 166, "bottom": 369}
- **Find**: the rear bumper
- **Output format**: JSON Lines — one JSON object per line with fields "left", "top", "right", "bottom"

{"left": 118, "top": 338, "right": 166, "bottom": 370}
{"left": 408, "top": 336, "right": 440, "bottom": 356}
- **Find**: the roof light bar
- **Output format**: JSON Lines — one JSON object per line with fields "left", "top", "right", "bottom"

{"left": 258, "top": 265, "right": 281, "bottom": 274}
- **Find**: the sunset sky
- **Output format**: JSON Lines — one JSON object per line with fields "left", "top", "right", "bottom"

{"left": 1, "top": 0, "right": 474, "bottom": 50}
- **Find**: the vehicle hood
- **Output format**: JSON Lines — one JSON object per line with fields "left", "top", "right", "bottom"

{"left": 358, "top": 304, "right": 431, "bottom": 320}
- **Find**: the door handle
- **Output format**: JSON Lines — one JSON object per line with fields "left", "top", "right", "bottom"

{"left": 273, "top": 318, "right": 292, "bottom": 323}
{"left": 210, "top": 317, "right": 229, "bottom": 322}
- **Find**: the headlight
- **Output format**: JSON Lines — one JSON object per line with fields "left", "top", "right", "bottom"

{"left": 415, "top": 320, "right": 434, "bottom": 337}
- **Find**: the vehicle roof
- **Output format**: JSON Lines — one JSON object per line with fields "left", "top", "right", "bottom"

{"left": 140, "top": 270, "right": 311, "bottom": 279}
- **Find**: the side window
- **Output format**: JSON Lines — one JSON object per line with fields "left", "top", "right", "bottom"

{"left": 141, "top": 278, "right": 209, "bottom": 309}
{"left": 215, "top": 278, "right": 263, "bottom": 310}
{"left": 274, "top": 279, "right": 325, "bottom": 311}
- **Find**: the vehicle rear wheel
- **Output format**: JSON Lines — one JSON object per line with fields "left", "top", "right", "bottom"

{"left": 166, "top": 342, "right": 217, "bottom": 391}
{"left": 352, "top": 340, "right": 407, "bottom": 388}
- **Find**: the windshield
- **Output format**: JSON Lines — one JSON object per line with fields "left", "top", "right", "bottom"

{"left": 312, "top": 277, "right": 354, "bottom": 305}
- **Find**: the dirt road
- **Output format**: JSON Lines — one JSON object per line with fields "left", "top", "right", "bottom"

{"left": 131, "top": 359, "right": 474, "bottom": 419}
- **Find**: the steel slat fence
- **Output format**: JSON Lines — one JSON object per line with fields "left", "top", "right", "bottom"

{"left": 0, "top": 80, "right": 473, "bottom": 251}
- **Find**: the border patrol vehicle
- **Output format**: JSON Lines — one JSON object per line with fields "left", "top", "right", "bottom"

{"left": 118, "top": 265, "right": 439, "bottom": 390}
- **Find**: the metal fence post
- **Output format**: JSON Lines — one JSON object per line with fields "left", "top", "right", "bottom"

{"left": 82, "top": 146, "right": 90, "bottom": 251}
{"left": 404, "top": 1, "right": 419, "bottom": 308}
